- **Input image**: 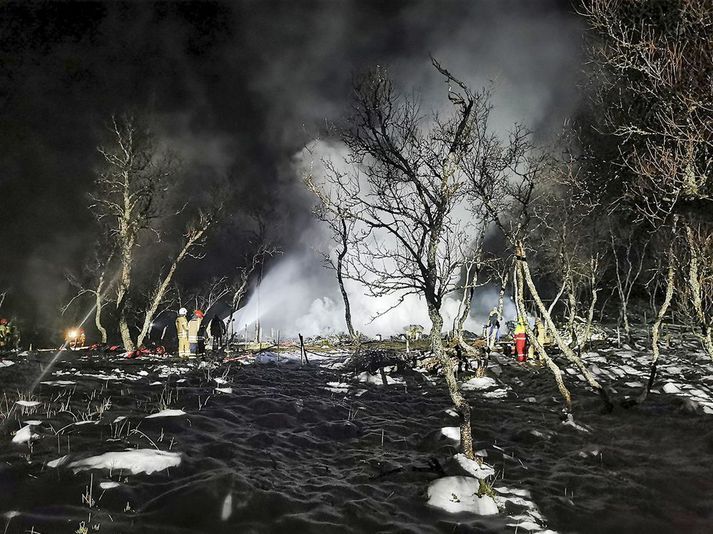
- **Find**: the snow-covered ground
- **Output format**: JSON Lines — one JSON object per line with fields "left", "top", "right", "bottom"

{"left": 1, "top": 328, "right": 712, "bottom": 533}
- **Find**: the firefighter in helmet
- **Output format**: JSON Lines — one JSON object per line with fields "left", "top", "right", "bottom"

{"left": 513, "top": 318, "right": 528, "bottom": 363}
{"left": 188, "top": 310, "right": 204, "bottom": 356}
{"left": 176, "top": 308, "right": 189, "bottom": 359}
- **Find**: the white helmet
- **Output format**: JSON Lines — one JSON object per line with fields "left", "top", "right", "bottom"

{"left": 179, "top": 307, "right": 188, "bottom": 316}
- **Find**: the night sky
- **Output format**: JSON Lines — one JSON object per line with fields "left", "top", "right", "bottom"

{"left": 0, "top": 1, "right": 581, "bottom": 342}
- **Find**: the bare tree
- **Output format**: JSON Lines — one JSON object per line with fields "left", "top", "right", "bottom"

{"left": 582, "top": 0, "right": 713, "bottom": 389}
{"left": 581, "top": 0, "right": 712, "bottom": 226}
{"left": 681, "top": 222, "right": 713, "bottom": 358}
{"left": 533, "top": 159, "right": 611, "bottom": 355}
{"left": 466, "top": 133, "right": 612, "bottom": 411}
{"left": 135, "top": 209, "right": 219, "bottom": 348}
{"left": 62, "top": 245, "right": 115, "bottom": 344}
{"left": 226, "top": 242, "right": 279, "bottom": 342}
{"left": 639, "top": 233, "right": 678, "bottom": 403}
{"left": 451, "top": 209, "right": 490, "bottom": 350}
{"left": 307, "top": 61, "right": 498, "bottom": 461}
{"left": 314, "top": 202, "right": 358, "bottom": 342}
{"left": 183, "top": 276, "right": 232, "bottom": 316}
{"left": 609, "top": 225, "right": 648, "bottom": 341}
{"left": 92, "top": 114, "right": 174, "bottom": 350}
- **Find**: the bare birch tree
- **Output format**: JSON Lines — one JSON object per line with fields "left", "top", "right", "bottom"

{"left": 465, "top": 134, "right": 612, "bottom": 411}
{"left": 681, "top": 222, "right": 713, "bottom": 358}
{"left": 313, "top": 200, "right": 358, "bottom": 342}
{"left": 62, "top": 222, "right": 117, "bottom": 344}
{"left": 135, "top": 209, "right": 219, "bottom": 348}
{"left": 609, "top": 225, "right": 648, "bottom": 341}
{"left": 307, "top": 61, "right": 497, "bottom": 461}
{"left": 582, "top": 0, "right": 713, "bottom": 387}
{"left": 451, "top": 208, "right": 490, "bottom": 350}
{"left": 92, "top": 114, "right": 174, "bottom": 350}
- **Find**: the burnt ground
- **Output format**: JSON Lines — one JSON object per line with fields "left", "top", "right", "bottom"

{"left": 1, "top": 334, "right": 713, "bottom": 534}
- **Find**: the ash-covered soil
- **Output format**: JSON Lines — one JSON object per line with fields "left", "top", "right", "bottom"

{"left": 1, "top": 332, "right": 713, "bottom": 533}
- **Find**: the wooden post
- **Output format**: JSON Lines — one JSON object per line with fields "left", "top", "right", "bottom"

{"left": 299, "top": 333, "right": 309, "bottom": 365}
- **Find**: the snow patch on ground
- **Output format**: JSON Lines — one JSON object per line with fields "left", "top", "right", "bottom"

{"left": 427, "top": 476, "right": 498, "bottom": 515}
{"left": 453, "top": 453, "right": 495, "bottom": 479}
{"left": 495, "top": 485, "right": 556, "bottom": 533}
{"left": 357, "top": 371, "right": 402, "bottom": 385}
{"left": 145, "top": 409, "right": 186, "bottom": 419}
{"left": 441, "top": 426, "right": 460, "bottom": 442}
{"left": 56, "top": 449, "right": 182, "bottom": 475}
{"left": 0, "top": 360, "right": 15, "bottom": 367}
{"left": 663, "top": 382, "right": 681, "bottom": 394}
{"left": 12, "top": 424, "right": 39, "bottom": 444}
{"left": 462, "top": 376, "right": 497, "bottom": 390}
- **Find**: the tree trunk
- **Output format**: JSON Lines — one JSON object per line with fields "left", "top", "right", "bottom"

{"left": 429, "top": 303, "right": 475, "bottom": 460}
{"left": 640, "top": 246, "right": 676, "bottom": 402}
{"left": 513, "top": 262, "right": 525, "bottom": 320}
{"left": 496, "top": 276, "right": 506, "bottom": 320}
{"left": 453, "top": 260, "right": 479, "bottom": 352}
{"left": 582, "top": 285, "right": 599, "bottom": 353}
{"left": 94, "top": 268, "right": 108, "bottom": 344}
{"left": 515, "top": 241, "right": 611, "bottom": 410}
{"left": 685, "top": 224, "right": 713, "bottom": 360}
{"left": 581, "top": 259, "right": 600, "bottom": 353}
{"left": 116, "top": 204, "right": 135, "bottom": 350}
{"left": 485, "top": 275, "right": 507, "bottom": 351}
{"left": 136, "top": 227, "right": 206, "bottom": 348}
{"left": 621, "top": 300, "right": 630, "bottom": 341}
{"left": 566, "top": 278, "right": 578, "bottom": 349}
{"left": 514, "top": 260, "right": 572, "bottom": 411}
{"left": 118, "top": 311, "right": 133, "bottom": 351}
{"left": 336, "top": 218, "right": 356, "bottom": 342}
{"left": 453, "top": 264, "right": 473, "bottom": 340}
{"left": 95, "top": 292, "right": 107, "bottom": 344}
{"left": 545, "top": 279, "right": 567, "bottom": 340}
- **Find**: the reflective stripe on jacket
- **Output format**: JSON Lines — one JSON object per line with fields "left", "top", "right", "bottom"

{"left": 188, "top": 317, "right": 203, "bottom": 343}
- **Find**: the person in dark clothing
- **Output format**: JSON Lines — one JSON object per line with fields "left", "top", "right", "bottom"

{"left": 209, "top": 315, "right": 226, "bottom": 351}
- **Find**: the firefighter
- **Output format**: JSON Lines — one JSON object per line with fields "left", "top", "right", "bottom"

{"left": 176, "top": 308, "right": 189, "bottom": 358}
{"left": 7, "top": 320, "right": 19, "bottom": 350}
{"left": 0, "top": 318, "right": 8, "bottom": 349}
{"left": 529, "top": 318, "right": 545, "bottom": 362}
{"left": 209, "top": 315, "right": 225, "bottom": 351}
{"left": 513, "top": 319, "right": 528, "bottom": 363}
{"left": 188, "top": 309, "right": 204, "bottom": 356}
{"left": 486, "top": 307, "right": 501, "bottom": 348}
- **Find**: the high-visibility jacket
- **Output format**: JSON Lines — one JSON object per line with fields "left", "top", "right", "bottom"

{"left": 188, "top": 317, "right": 203, "bottom": 343}
{"left": 514, "top": 323, "right": 527, "bottom": 357}
{"left": 535, "top": 321, "right": 545, "bottom": 346}
{"left": 176, "top": 316, "right": 189, "bottom": 340}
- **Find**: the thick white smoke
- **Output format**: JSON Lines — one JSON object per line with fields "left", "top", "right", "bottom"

{"left": 229, "top": 247, "right": 518, "bottom": 339}
{"left": 229, "top": 136, "right": 519, "bottom": 340}
{"left": 227, "top": 1, "right": 579, "bottom": 340}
